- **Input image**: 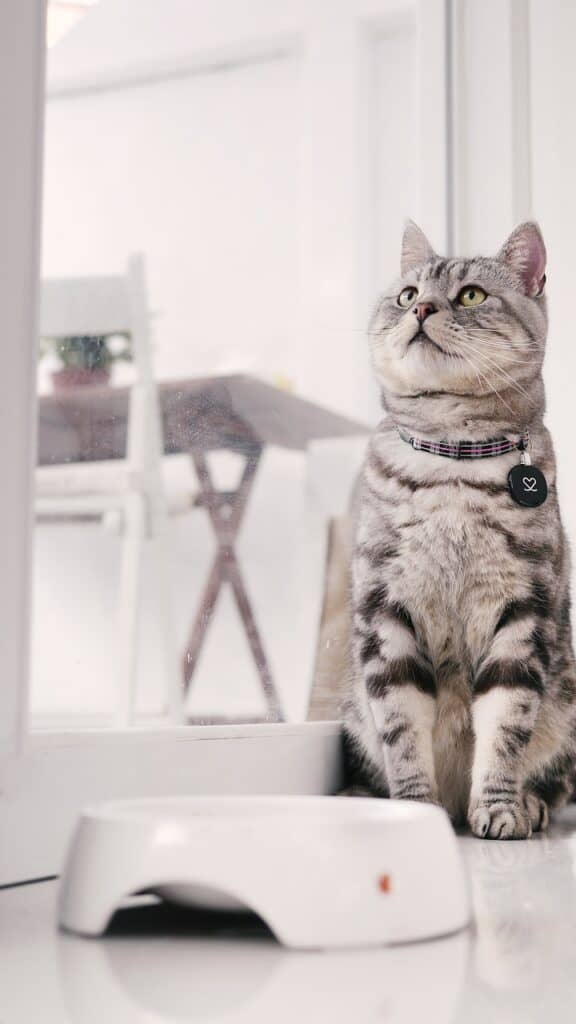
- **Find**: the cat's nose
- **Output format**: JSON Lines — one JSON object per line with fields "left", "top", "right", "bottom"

{"left": 413, "top": 302, "right": 436, "bottom": 323}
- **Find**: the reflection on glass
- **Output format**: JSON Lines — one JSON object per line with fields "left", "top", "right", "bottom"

{"left": 32, "top": 2, "right": 371, "bottom": 728}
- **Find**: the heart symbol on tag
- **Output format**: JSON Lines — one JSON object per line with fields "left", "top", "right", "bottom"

{"left": 522, "top": 477, "right": 537, "bottom": 492}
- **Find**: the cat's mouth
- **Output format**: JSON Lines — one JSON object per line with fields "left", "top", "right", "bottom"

{"left": 408, "top": 329, "right": 449, "bottom": 356}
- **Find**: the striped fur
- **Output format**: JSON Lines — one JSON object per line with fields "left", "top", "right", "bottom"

{"left": 344, "top": 221, "right": 576, "bottom": 838}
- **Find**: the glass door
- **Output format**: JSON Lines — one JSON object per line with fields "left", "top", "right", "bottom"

{"left": 0, "top": 0, "right": 449, "bottom": 884}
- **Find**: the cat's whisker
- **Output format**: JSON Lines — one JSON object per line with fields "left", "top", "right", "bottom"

{"left": 450, "top": 333, "right": 540, "bottom": 361}
{"left": 457, "top": 349, "right": 518, "bottom": 416}
{"left": 458, "top": 353, "right": 484, "bottom": 399}
{"left": 461, "top": 326, "right": 545, "bottom": 339}
{"left": 459, "top": 344, "right": 539, "bottom": 361}
{"left": 457, "top": 346, "right": 532, "bottom": 393}
{"left": 458, "top": 336, "right": 542, "bottom": 351}
{"left": 460, "top": 342, "right": 542, "bottom": 357}
{"left": 456, "top": 340, "right": 536, "bottom": 404}
{"left": 468, "top": 363, "right": 536, "bottom": 408}
{"left": 454, "top": 324, "right": 544, "bottom": 339}
{"left": 458, "top": 346, "right": 540, "bottom": 368}
{"left": 455, "top": 333, "right": 541, "bottom": 354}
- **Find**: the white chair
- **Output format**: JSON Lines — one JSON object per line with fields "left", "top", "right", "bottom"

{"left": 36, "top": 255, "right": 183, "bottom": 727}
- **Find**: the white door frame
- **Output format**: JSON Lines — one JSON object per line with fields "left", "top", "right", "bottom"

{"left": 0, "top": 0, "right": 46, "bottom": 759}
{"left": 0, "top": 0, "right": 452, "bottom": 885}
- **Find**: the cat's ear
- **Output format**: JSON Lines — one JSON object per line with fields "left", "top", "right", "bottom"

{"left": 497, "top": 221, "right": 547, "bottom": 297}
{"left": 401, "top": 220, "right": 437, "bottom": 275}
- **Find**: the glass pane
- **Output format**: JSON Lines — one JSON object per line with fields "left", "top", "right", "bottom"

{"left": 32, "top": 1, "right": 416, "bottom": 729}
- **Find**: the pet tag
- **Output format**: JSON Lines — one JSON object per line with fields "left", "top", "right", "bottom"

{"left": 507, "top": 464, "right": 548, "bottom": 507}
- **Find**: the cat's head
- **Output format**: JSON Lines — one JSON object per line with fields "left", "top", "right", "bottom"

{"left": 369, "top": 221, "right": 547, "bottom": 415}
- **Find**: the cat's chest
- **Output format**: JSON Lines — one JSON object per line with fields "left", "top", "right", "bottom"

{"left": 378, "top": 489, "right": 504, "bottom": 634}
{"left": 396, "top": 502, "right": 482, "bottom": 597}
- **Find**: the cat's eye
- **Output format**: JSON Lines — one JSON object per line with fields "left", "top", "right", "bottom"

{"left": 457, "top": 286, "right": 487, "bottom": 307}
{"left": 398, "top": 287, "right": 418, "bottom": 308}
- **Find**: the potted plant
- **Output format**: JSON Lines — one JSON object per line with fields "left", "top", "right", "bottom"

{"left": 40, "top": 333, "right": 132, "bottom": 391}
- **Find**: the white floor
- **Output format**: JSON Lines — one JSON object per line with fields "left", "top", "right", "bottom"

{"left": 3, "top": 807, "right": 576, "bottom": 1022}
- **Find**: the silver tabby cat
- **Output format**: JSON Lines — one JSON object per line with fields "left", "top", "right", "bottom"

{"left": 344, "top": 220, "right": 576, "bottom": 838}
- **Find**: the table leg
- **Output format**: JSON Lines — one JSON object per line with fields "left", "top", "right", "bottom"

{"left": 182, "top": 447, "right": 284, "bottom": 722}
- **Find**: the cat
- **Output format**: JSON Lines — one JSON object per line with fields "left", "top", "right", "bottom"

{"left": 343, "top": 220, "right": 576, "bottom": 838}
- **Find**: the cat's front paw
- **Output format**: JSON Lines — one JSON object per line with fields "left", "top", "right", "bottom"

{"left": 468, "top": 800, "right": 531, "bottom": 840}
{"left": 523, "top": 791, "right": 549, "bottom": 833}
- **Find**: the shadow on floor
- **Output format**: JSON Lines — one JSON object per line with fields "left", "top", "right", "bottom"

{"left": 107, "top": 896, "right": 275, "bottom": 943}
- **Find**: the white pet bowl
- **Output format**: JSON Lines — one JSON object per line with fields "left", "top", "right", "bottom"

{"left": 59, "top": 796, "right": 470, "bottom": 949}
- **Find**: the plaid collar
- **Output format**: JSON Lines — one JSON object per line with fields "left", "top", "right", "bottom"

{"left": 394, "top": 425, "right": 529, "bottom": 460}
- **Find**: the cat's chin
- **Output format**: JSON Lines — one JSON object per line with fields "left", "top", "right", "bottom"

{"left": 374, "top": 362, "right": 476, "bottom": 399}
{"left": 408, "top": 332, "right": 451, "bottom": 357}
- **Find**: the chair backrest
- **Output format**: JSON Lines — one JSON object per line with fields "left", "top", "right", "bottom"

{"left": 40, "top": 254, "right": 153, "bottom": 384}
{"left": 40, "top": 255, "right": 160, "bottom": 471}
{"left": 41, "top": 276, "right": 131, "bottom": 338}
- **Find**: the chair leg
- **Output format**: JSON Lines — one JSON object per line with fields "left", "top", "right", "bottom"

{"left": 114, "top": 493, "right": 146, "bottom": 727}
{"left": 148, "top": 517, "right": 184, "bottom": 724}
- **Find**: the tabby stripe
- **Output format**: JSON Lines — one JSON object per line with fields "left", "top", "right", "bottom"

{"left": 381, "top": 722, "right": 409, "bottom": 746}
{"left": 394, "top": 783, "right": 431, "bottom": 800}
{"left": 373, "top": 454, "right": 509, "bottom": 495}
{"left": 481, "top": 517, "right": 555, "bottom": 563}
{"left": 366, "top": 656, "right": 436, "bottom": 697}
{"left": 474, "top": 659, "right": 544, "bottom": 696}
{"left": 530, "top": 625, "right": 551, "bottom": 670}
{"left": 358, "top": 584, "right": 388, "bottom": 621}
{"left": 360, "top": 632, "right": 380, "bottom": 663}
{"left": 559, "top": 678, "right": 576, "bottom": 705}
{"left": 495, "top": 598, "right": 537, "bottom": 632}
{"left": 358, "top": 586, "right": 415, "bottom": 635}
{"left": 372, "top": 455, "right": 435, "bottom": 492}
{"left": 429, "top": 259, "right": 447, "bottom": 280}
{"left": 500, "top": 724, "right": 532, "bottom": 753}
{"left": 458, "top": 477, "right": 509, "bottom": 496}
{"left": 503, "top": 726, "right": 532, "bottom": 747}
{"left": 506, "top": 303, "right": 540, "bottom": 347}
{"left": 455, "top": 260, "right": 472, "bottom": 281}
{"left": 507, "top": 537, "right": 554, "bottom": 562}
{"left": 532, "top": 579, "right": 551, "bottom": 615}
{"left": 364, "top": 477, "right": 404, "bottom": 508}
{"left": 357, "top": 542, "right": 399, "bottom": 566}
{"left": 482, "top": 785, "right": 518, "bottom": 798}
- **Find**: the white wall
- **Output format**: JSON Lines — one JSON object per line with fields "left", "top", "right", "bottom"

{"left": 43, "top": 56, "right": 301, "bottom": 387}
{"left": 43, "top": 0, "right": 371, "bottom": 418}
{"left": 372, "top": 18, "right": 418, "bottom": 289}
{"left": 530, "top": 0, "right": 576, "bottom": 551}
{"left": 451, "top": 0, "right": 576, "bottom": 583}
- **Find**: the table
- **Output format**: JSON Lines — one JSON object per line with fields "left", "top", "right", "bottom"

{"left": 38, "top": 374, "right": 368, "bottom": 721}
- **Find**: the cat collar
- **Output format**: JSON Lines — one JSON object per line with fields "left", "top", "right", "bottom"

{"left": 394, "top": 425, "right": 530, "bottom": 461}
{"left": 393, "top": 425, "right": 548, "bottom": 507}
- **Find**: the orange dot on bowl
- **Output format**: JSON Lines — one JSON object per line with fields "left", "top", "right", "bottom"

{"left": 378, "top": 874, "right": 391, "bottom": 893}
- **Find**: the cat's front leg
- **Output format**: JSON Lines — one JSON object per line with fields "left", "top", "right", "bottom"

{"left": 468, "top": 640, "right": 543, "bottom": 838}
{"left": 354, "top": 588, "right": 438, "bottom": 802}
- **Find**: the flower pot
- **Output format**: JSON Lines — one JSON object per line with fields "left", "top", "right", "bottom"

{"left": 51, "top": 367, "right": 111, "bottom": 392}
